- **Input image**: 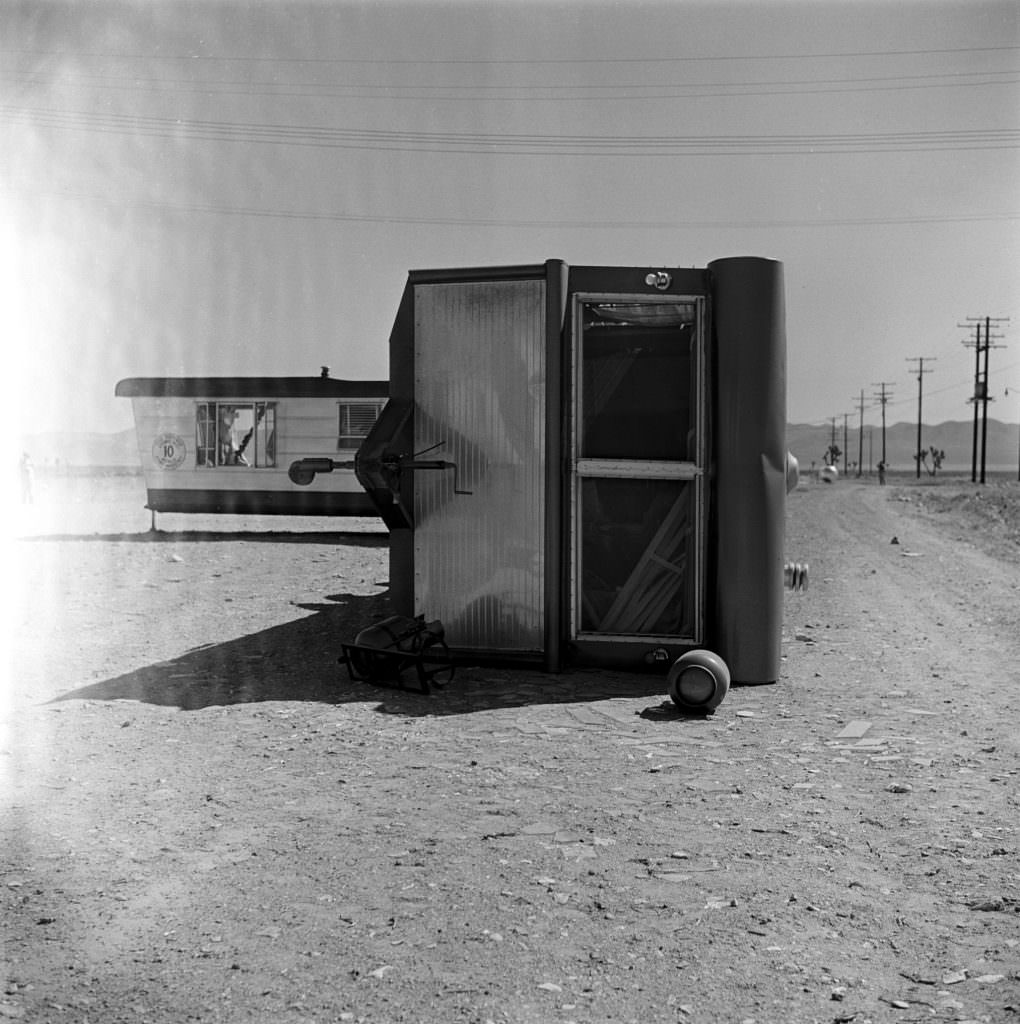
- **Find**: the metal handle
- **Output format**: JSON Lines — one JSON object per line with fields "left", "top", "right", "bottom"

{"left": 389, "top": 457, "right": 472, "bottom": 495}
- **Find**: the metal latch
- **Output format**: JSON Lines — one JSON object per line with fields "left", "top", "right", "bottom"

{"left": 382, "top": 442, "right": 472, "bottom": 495}
{"left": 288, "top": 445, "right": 470, "bottom": 494}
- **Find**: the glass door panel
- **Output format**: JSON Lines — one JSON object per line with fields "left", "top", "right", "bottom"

{"left": 572, "top": 295, "right": 705, "bottom": 644}
{"left": 580, "top": 301, "right": 698, "bottom": 462}
{"left": 579, "top": 477, "right": 697, "bottom": 637}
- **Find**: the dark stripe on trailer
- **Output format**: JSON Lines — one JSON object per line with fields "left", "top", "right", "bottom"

{"left": 145, "top": 488, "right": 380, "bottom": 517}
{"left": 116, "top": 378, "right": 388, "bottom": 399}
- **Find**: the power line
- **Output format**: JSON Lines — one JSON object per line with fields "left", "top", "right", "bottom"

{"left": 853, "top": 349, "right": 1020, "bottom": 417}
{"left": 5, "top": 184, "right": 1017, "bottom": 231}
{"left": 4, "top": 106, "right": 1018, "bottom": 155}
{"left": 3, "top": 44, "right": 1018, "bottom": 65}
{"left": 4, "top": 67, "right": 1017, "bottom": 103}
{"left": 880, "top": 363, "right": 1020, "bottom": 409}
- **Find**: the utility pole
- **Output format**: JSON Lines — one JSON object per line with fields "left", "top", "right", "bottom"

{"left": 961, "top": 316, "right": 1008, "bottom": 484}
{"left": 906, "top": 356, "right": 935, "bottom": 479}
{"left": 960, "top": 320, "right": 982, "bottom": 481}
{"left": 980, "top": 317, "right": 1008, "bottom": 483}
{"left": 981, "top": 318, "right": 992, "bottom": 484}
{"left": 854, "top": 390, "right": 865, "bottom": 477}
{"left": 823, "top": 416, "right": 841, "bottom": 469}
{"left": 872, "top": 382, "right": 894, "bottom": 469}
{"left": 842, "top": 412, "right": 849, "bottom": 475}
{"left": 1013, "top": 384, "right": 1020, "bottom": 483}
{"left": 1015, "top": 386, "right": 1020, "bottom": 483}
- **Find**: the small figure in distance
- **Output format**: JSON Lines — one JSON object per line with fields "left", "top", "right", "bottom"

{"left": 19, "top": 451, "right": 34, "bottom": 503}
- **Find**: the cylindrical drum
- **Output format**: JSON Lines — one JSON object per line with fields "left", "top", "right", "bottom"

{"left": 708, "top": 257, "right": 786, "bottom": 684}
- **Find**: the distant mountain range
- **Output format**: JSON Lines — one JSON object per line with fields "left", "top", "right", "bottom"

{"left": 17, "top": 420, "right": 1019, "bottom": 473}
{"left": 786, "top": 419, "right": 1018, "bottom": 473}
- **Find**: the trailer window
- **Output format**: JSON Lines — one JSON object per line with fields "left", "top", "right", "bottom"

{"left": 338, "top": 401, "right": 385, "bottom": 450}
{"left": 196, "top": 402, "right": 276, "bottom": 468}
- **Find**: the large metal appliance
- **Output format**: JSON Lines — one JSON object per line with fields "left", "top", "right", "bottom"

{"left": 310, "top": 257, "right": 790, "bottom": 685}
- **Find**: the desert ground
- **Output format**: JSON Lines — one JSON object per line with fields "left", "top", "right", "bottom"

{"left": 3, "top": 470, "right": 1019, "bottom": 1024}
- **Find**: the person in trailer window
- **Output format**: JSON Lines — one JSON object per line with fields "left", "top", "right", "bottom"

{"left": 218, "top": 406, "right": 244, "bottom": 465}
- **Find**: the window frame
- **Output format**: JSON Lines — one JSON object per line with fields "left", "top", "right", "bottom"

{"left": 195, "top": 400, "right": 277, "bottom": 469}
{"left": 337, "top": 399, "right": 386, "bottom": 450}
{"left": 568, "top": 292, "right": 707, "bottom": 645}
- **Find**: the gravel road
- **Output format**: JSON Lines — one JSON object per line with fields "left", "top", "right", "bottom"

{"left": 3, "top": 473, "right": 1019, "bottom": 1024}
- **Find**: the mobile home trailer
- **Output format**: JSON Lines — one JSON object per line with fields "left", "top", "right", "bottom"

{"left": 116, "top": 375, "right": 387, "bottom": 518}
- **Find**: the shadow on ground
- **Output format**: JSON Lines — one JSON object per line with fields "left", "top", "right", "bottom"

{"left": 50, "top": 592, "right": 674, "bottom": 717}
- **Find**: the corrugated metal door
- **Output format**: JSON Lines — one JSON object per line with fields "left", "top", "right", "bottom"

{"left": 413, "top": 279, "right": 547, "bottom": 653}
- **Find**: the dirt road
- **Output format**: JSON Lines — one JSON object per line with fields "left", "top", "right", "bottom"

{"left": 3, "top": 475, "right": 1019, "bottom": 1024}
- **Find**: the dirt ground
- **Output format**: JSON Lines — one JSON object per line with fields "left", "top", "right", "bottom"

{"left": 3, "top": 472, "right": 1019, "bottom": 1024}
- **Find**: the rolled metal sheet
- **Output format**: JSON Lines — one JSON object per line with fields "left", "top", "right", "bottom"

{"left": 708, "top": 257, "right": 786, "bottom": 684}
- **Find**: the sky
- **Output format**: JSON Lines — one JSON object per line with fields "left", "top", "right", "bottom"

{"left": 2, "top": 0, "right": 1019, "bottom": 445}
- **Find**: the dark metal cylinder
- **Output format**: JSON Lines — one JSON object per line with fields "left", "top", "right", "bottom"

{"left": 708, "top": 257, "right": 786, "bottom": 684}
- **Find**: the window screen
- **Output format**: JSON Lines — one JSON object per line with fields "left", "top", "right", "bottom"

{"left": 338, "top": 402, "right": 384, "bottom": 449}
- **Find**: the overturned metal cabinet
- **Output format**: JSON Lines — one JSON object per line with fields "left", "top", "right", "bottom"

{"left": 356, "top": 257, "right": 787, "bottom": 683}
